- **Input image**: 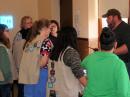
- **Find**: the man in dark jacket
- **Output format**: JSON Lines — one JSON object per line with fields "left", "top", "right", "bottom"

{"left": 103, "top": 8, "right": 130, "bottom": 78}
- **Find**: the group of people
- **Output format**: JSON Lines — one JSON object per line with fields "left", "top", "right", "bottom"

{"left": 81, "top": 8, "right": 130, "bottom": 97}
{"left": 0, "top": 8, "right": 130, "bottom": 97}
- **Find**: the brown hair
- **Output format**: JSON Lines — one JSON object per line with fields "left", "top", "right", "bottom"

{"left": 0, "top": 24, "right": 11, "bottom": 48}
{"left": 24, "top": 18, "right": 50, "bottom": 49}
{"left": 50, "top": 20, "right": 60, "bottom": 31}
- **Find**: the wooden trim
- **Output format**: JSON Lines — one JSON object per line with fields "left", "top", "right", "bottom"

{"left": 128, "top": 0, "right": 130, "bottom": 25}
{"left": 77, "top": 38, "right": 89, "bottom": 60}
{"left": 98, "top": 18, "right": 102, "bottom": 48}
{"left": 77, "top": 38, "right": 88, "bottom": 41}
{"left": 98, "top": 18, "right": 102, "bottom": 36}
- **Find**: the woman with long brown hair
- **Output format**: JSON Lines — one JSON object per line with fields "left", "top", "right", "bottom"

{"left": 0, "top": 24, "right": 17, "bottom": 97}
{"left": 18, "top": 18, "right": 53, "bottom": 97}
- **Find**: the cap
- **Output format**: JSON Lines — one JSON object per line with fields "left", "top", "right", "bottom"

{"left": 102, "top": 9, "right": 121, "bottom": 17}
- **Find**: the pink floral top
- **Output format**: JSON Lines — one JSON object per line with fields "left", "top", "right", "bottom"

{"left": 40, "top": 38, "right": 53, "bottom": 57}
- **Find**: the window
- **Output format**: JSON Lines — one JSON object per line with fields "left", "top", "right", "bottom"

{"left": 102, "top": 18, "right": 128, "bottom": 28}
{"left": 0, "top": 15, "right": 13, "bottom": 29}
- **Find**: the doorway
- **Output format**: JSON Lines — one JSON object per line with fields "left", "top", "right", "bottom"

{"left": 60, "top": 0, "right": 73, "bottom": 27}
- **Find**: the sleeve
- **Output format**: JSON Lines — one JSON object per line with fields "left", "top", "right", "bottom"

{"left": 40, "top": 39, "right": 53, "bottom": 56}
{"left": 63, "top": 48, "right": 85, "bottom": 79}
{"left": 116, "top": 61, "right": 130, "bottom": 97}
{"left": 0, "top": 46, "right": 12, "bottom": 82}
{"left": 122, "top": 27, "right": 130, "bottom": 53}
{"left": 81, "top": 56, "right": 88, "bottom": 68}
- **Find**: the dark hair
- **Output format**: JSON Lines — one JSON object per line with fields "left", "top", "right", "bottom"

{"left": 100, "top": 27, "right": 116, "bottom": 50}
{"left": 0, "top": 24, "right": 10, "bottom": 48}
{"left": 50, "top": 26, "right": 78, "bottom": 61}
{"left": 50, "top": 20, "right": 60, "bottom": 31}
{"left": 24, "top": 18, "right": 50, "bottom": 48}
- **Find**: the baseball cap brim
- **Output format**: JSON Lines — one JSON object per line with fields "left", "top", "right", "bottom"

{"left": 102, "top": 13, "right": 108, "bottom": 17}
{"left": 102, "top": 9, "right": 121, "bottom": 18}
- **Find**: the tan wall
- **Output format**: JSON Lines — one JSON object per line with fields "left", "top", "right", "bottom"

{"left": 88, "top": 0, "right": 98, "bottom": 53}
{"left": 73, "top": 0, "right": 98, "bottom": 52}
{"left": 38, "top": 0, "right": 60, "bottom": 23}
{"left": 73, "top": 0, "right": 129, "bottom": 39}
{"left": 99, "top": 0, "right": 129, "bottom": 18}
{"left": 1, "top": 0, "right": 128, "bottom": 43}
{"left": 0, "top": 0, "right": 38, "bottom": 41}
{"left": 73, "top": 0, "right": 88, "bottom": 38}
{"left": 51, "top": 0, "right": 60, "bottom": 23}
{"left": 73, "top": 0, "right": 98, "bottom": 54}
{"left": 0, "top": 0, "right": 60, "bottom": 42}
{"left": 38, "top": 0, "right": 52, "bottom": 19}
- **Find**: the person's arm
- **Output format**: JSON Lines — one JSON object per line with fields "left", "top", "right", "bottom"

{"left": 114, "top": 44, "right": 128, "bottom": 55}
{"left": 63, "top": 48, "right": 87, "bottom": 86}
{"left": 79, "top": 76, "right": 87, "bottom": 86}
{"left": 0, "top": 46, "right": 12, "bottom": 82}
{"left": 114, "top": 27, "right": 130, "bottom": 55}
{"left": 116, "top": 61, "right": 130, "bottom": 97}
{"left": 80, "top": 56, "right": 89, "bottom": 86}
{"left": 38, "top": 54, "right": 49, "bottom": 67}
{"left": 39, "top": 39, "right": 53, "bottom": 67}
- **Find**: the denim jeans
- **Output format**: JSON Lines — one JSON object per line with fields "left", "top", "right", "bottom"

{"left": 24, "top": 68, "right": 48, "bottom": 97}
{"left": 13, "top": 80, "right": 24, "bottom": 97}
{"left": 0, "top": 84, "right": 11, "bottom": 97}
{"left": 18, "top": 84, "right": 24, "bottom": 97}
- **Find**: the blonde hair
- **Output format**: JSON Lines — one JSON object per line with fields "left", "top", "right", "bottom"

{"left": 20, "top": 16, "right": 32, "bottom": 28}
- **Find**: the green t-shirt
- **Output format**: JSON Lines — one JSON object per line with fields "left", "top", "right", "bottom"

{"left": 81, "top": 51, "right": 130, "bottom": 97}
